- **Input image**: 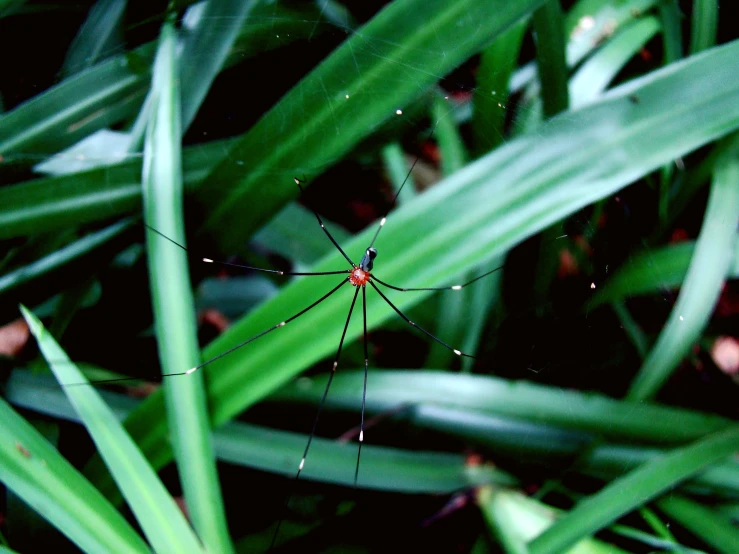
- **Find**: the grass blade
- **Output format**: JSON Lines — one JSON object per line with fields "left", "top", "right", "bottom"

{"left": 179, "top": 0, "right": 256, "bottom": 130}
{"left": 276, "top": 370, "right": 731, "bottom": 445}
{"left": 61, "top": 0, "right": 126, "bottom": 77}
{"left": 196, "top": 0, "right": 547, "bottom": 251}
{"left": 19, "top": 305, "right": 204, "bottom": 554}
{"left": 627, "top": 134, "right": 739, "bottom": 400}
{"left": 589, "top": 238, "right": 739, "bottom": 308}
{"left": 689, "top": 0, "right": 717, "bottom": 54}
{"left": 532, "top": 0, "right": 569, "bottom": 117}
{"left": 656, "top": 494, "right": 739, "bottom": 554}
{"left": 0, "top": 398, "right": 149, "bottom": 553}
{"left": 528, "top": 426, "right": 739, "bottom": 554}
{"left": 142, "top": 16, "right": 232, "bottom": 553}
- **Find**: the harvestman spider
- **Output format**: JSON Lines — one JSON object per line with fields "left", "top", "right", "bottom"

{"left": 145, "top": 169, "right": 504, "bottom": 544}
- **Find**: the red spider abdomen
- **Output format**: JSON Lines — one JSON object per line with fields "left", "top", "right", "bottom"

{"left": 349, "top": 267, "right": 370, "bottom": 286}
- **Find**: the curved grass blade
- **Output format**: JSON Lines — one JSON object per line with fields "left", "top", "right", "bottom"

{"left": 0, "top": 398, "right": 149, "bottom": 554}
{"left": 569, "top": 16, "right": 661, "bottom": 108}
{"left": 532, "top": 0, "right": 569, "bottom": 118}
{"left": 6, "top": 370, "right": 513, "bottom": 494}
{"left": 656, "top": 494, "right": 739, "bottom": 554}
{"left": 627, "top": 134, "right": 739, "bottom": 401}
{"left": 196, "top": 0, "right": 547, "bottom": 251}
{"left": 10, "top": 369, "right": 738, "bottom": 499}
{"left": 0, "top": 138, "right": 230, "bottom": 240}
{"left": 0, "top": 219, "right": 136, "bottom": 307}
{"left": 179, "top": 0, "right": 256, "bottom": 130}
{"left": 275, "top": 370, "right": 732, "bottom": 445}
{"left": 214, "top": 421, "right": 514, "bottom": 492}
{"left": 142, "top": 16, "right": 232, "bottom": 553}
{"left": 588, "top": 238, "right": 739, "bottom": 308}
{"left": 19, "top": 305, "right": 205, "bottom": 554}
{"left": 478, "top": 487, "right": 629, "bottom": 554}
{"left": 61, "top": 0, "right": 126, "bottom": 77}
{"left": 84, "top": 40, "right": 739, "bottom": 495}
{"left": 0, "top": 1, "right": 317, "bottom": 160}
{"left": 528, "top": 426, "right": 739, "bottom": 554}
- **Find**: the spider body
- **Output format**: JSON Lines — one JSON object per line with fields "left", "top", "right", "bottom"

{"left": 349, "top": 248, "right": 377, "bottom": 286}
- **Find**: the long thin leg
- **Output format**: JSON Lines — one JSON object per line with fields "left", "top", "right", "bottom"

{"left": 62, "top": 278, "right": 351, "bottom": 388}
{"left": 354, "top": 286, "right": 369, "bottom": 486}
{"left": 145, "top": 224, "right": 350, "bottom": 277}
{"left": 369, "top": 281, "right": 474, "bottom": 359}
{"left": 367, "top": 120, "right": 443, "bottom": 249}
{"left": 294, "top": 178, "right": 355, "bottom": 268}
{"left": 372, "top": 264, "right": 505, "bottom": 292}
{"left": 270, "top": 286, "right": 361, "bottom": 549}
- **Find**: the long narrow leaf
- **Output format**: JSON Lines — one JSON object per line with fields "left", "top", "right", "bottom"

{"left": 196, "top": 0, "right": 547, "bottom": 251}
{"left": 0, "top": 398, "right": 148, "bottom": 554}
{"left": 528, "top": 426, "right": 739, "bottom": 554}
{"left": 20, "top": 305, "right": 204, "bottom": 554}
{"left": 627, "top": 134, "right": 739, "bottom": 400}
{"left": 142, "top": 17, "right": 232, "bottom": 553}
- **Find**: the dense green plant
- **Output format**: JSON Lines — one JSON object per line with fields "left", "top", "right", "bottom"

{"left": 1, "top": 0, "right": 737, "bottom": 552}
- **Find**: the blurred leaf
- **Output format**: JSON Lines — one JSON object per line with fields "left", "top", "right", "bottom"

{"left": 472, "top": 17, "right": 528, "bottom": 154}
{"left": 569, "top": 16, "right": 661, "bottom": 108}
{"left": 533, "top": 0, "right": 569, "bottom": 117}
{"left": 196, "top": 0, "right": 548, "bottom": 251}
{"left": 179, "top": 0, "right": 256, "bottom": 130}
{"left": 61, "top": 0, "right": 126, "bottom": 77}
{"left": 275, "top": 370, "right": 732, "bottom": 445}
{"left": 252, "top": 202, "right": 350, "bottom": 265}
{"left": 528, "top": 426, "right": 739, "bottom": 554}
{"left": 0, "top": 138, "right": 231, "bottom": 240}
{"left": 656, "top": 494, "right": 739, "bottom": 554}
{"left": 142, "top": 17, "right": 232, "bottom": 553}
{"left": 0, "top": 219, "right": 136, "bottom": 317}
{"left": 589, "top": 237, "right": 739, "bottom": 308}
{"left": 5, "top": 370, "right": 513, "bottom": 493}
{"left": 628, "top": 135, "right": 739, "bottom": 400}
{"left": 479, "top": 487, "right": 629, "bottom": 554}
{"left": 689, "top": 0, "right": 717, "bottom": 54}
{"left": 20, "top": 306, "right": 204, "bottom": 554}
{"left": 0, "top": 397, "right": 148, "bottom": 553}
{"left": 214, "top": 420, "right": 514, "bottom": 492}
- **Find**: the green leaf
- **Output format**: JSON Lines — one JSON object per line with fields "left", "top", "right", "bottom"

{"left": 472, "top": 17, "right": 528, "bottom": 154}
{"left": 689, "top": 0, "right": 717, "bottom": 54}
{"left": 142, "top": 16, "right": 232, "bottom": 553}
{"left": 274, "top": 370, "right": 731, "bottom": 445}
{"left": 5, "top": 370, "right": 513, "bottom": 493}
{"left": 179, "top": 0, "right": 256, "bottom": 130}
{"left": 0, "top": 219, "right": 136, "bottom": 311}
{"left": 196, "top": 0, "right": 548, "bottom": 251}
{"left": 569, "top": 16, "right": 661, "bottom": 108}
{"left": 19, "top": 305, "right": 204, "bottom": 554}
{"left": 61, "top": 0, "right": 126, "bottom": 77}
{"left": 589, "top": 238, "right": 739, "bottom": 308}
{"left": 214, "top": 421, "right": 514, "bottom": 492}
{"left": 479, "top": 488, "right": 629, "bottom": 554}
{"left": 656, "top": 494, "right": 739, "bottom": 554}
{"left": 627, "top": 134, "right": 739, "bottom": 400}
{"left": 533, "top": 0, "right": 569, "bottom": 117}
{"left": 0, "top": 398, "right": 148, "bottom": 554}
{"left": 0, "top": 138, "right": 230, "bottom": 240}
{"left": 528, "top": 426, "right": 739, "bottom": 554}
